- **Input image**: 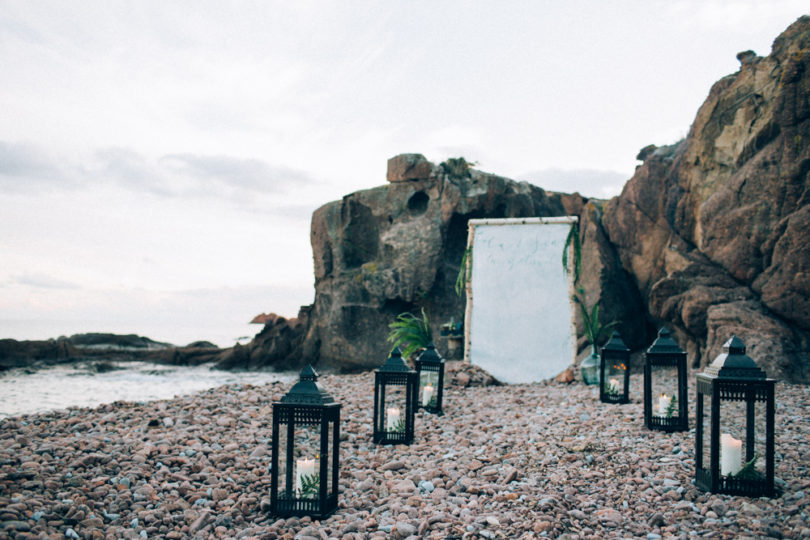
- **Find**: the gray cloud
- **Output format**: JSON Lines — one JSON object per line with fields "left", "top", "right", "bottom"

{"left": 90, "top": 147, "right": 318, "bottom": 201}
{"left": 0, "top": 141, "right": 71, "bottom": 190}
{"left": 518, "top": 168, "right": 629, "bottom": 199}
{"left": 92, "top": 147, "right": 172, "bottom": 196}
{"left": 13, "top": 273, "right": 81, "bottom": 290}
{"left": 159, "top": 153, "right": 315, "bottom": 194}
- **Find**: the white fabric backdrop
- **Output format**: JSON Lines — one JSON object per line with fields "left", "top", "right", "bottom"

{"left": 467, "top": 219, "right": 576, "bottom": 383}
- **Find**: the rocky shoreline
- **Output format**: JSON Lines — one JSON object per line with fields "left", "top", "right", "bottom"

{"left": 1, "top": 368, "right": 808, "bottom": 539}
{"left": 0, "top": 334, "right": 227, "bottom": 374}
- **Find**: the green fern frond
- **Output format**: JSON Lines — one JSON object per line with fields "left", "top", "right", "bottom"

{"left": 299, "top": 473, "right": 320, "bottom": 498}
{"left": 387, "top": 308, "right": 432, "bottom": 359}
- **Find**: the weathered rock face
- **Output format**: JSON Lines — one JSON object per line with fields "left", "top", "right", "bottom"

{"left": 602, "top": 16, "right": 810, "bottom": 382}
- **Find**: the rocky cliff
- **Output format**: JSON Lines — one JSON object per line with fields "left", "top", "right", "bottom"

{"left": 603, "top": 15, "right": 810, "bottom": 382}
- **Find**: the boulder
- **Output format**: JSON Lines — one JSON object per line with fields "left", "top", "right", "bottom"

{"left": 386, "top": 153, "right": 435, "bottom": 182}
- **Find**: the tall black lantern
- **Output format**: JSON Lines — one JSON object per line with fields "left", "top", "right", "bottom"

{"left": 414, "top": 342, "right": 445, "bottom": 415}
{"left": 695, "top": 336, "right": 776, "bottom": 497}
{"left": 599, "top": 331, "right": 630, "bottom": 404}
{"left": 373, "top": 347, "right": 417, "bottom": 445}
{"left": 270, "top": 365, "right": 340, "bottom": 519}
{"left": 644, "top": 327, "right": 688, "bottom": 432}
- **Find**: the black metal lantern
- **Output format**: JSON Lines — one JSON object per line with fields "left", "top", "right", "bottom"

{"left": 270, "top": 365, "right": 340, "bottom": 518}
{"left": 644, "top": 327, "right": 688, "bottom": 432}
{"left": 373, "top": 347, "right": 417, "bottom": 445}
{"left": 414, "top": 342, "right": 445, "bottom": 415}
{"left": 695, "top": 336, "right": 776, "bottom": 497}
{"left": 599, "top": 331, "right": 630, "bottom": 404}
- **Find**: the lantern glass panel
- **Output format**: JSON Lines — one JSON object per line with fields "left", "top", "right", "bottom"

{"left": 604, "top": 361, "right": 627, "bottom": 397}
{"left": 718, "top": 399, "right": 767, "bottom": 479}
{"left": 650, "top": 364, "right": 679, "bottom": 419}
{"left": 323, "top": 419, "right": 334, "bottom": 499}
{"left": 378, "top": 384, "right": 408, "bottom": 435}
{"left": 419, "top": 370, "right": 439, "bottom": 408}
{"left": 697, "top": 392, "right": 709, "bottom": 475}
{"left": 276, "top": 423, "right": 290, "bottom": 498}
{"left": 293, "top": 424, "right": 321, "bottom": 499}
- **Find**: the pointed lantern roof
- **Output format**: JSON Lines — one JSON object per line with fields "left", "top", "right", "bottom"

{"left": 417, "top": 342, "right": 444, "bottom": 365}
{"left": 378, "top": 347, "right": 413, "bottom": 373}
{"left": 647, "top": 327, "right": 685, "bottom": 356}
{"left": 703, "top": 336, "right": 767, "bottom": 380}
{"left": 281, "top": 364, "right": 335, "bottom": 405}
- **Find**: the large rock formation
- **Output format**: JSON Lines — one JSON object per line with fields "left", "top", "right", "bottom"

{"left": 602, "top": 15, "right": 810, "bottom": 382}
{"left": 228, "top": 154, "right": 644, "bottom": 372}
{"left": 305, "top": 155, "right": 570, "bottom": 370}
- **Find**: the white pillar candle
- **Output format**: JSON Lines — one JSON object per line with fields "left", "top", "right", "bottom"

{"left": 608, "top": 378, "right": 619, "bottom": 393}
{"left": 295, "top": 457, "right": 316, "bottom": 493}
{"left": 720, "top": 433, "right": 743, "bottom": 476}
{"left": 422, "top": 384, "right": 435, "bottom": 407}
{"left": 386, "top": 407, "right": 401, "bottom": 431}
{"left": 657, "top": 394, "right": 671, "bottom": 417}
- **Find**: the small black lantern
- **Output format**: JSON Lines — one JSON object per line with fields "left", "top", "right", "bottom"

{"left": 270, "top": 365, "right": 340, "bottom": 518}
{"left": 644, "top": 327, "right": 688, "bottom": 432}
{"left": 414, "top": 342, "right": 445, "bottom": 415}
{"left": 373, "top": 347, "right": 417, "bottom": 445}
{"left": 599, "top": 331, "right": 630, "bottom": 404}
{"left": 695, "top": 336, "right": 776, "bottom": 497}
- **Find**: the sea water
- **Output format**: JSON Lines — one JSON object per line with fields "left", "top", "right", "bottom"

{"left": 0, "top": 361, "right": 296, "bottom": 419}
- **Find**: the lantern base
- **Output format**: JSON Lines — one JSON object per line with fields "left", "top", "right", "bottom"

{"left": 646, "top": 415, "right": 688, "bottom": 432}
{"left": 600, "top": 393, "right": 629, "bottom": 404}
{"left": 696, "top": 468, "right": 776, "bottom": 498}
{"left": 374, "top": 431, "right": 414, "bottom": 445}
{"left": 271, "top": 494, "right": 338, "bottom": 519}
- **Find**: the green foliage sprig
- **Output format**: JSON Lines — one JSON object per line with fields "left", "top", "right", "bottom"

{"left": 454, "top": 247, "right": 471, "bottom": 297}
{"left": 573, "top": 289, "right": 620, "bottom": 351}
{"left": 299, "top": 473, "right": 319, "bottom": 498}
{"left": 392, "top": 417, "right": 407, "bottom": 434}
{"left": 387, "top": 308, "right": 432, "bottom": 360}
{"left": 563, "top": 222, "right": 581, "bottom": 283}
{"left": 730, "top": 453, "right": 764, "bottom": 481}
{"left": 441, "top": 157, "right": 477, "bottom": 179}
{"left": 666, "top": 394, "right": 678, "bottom": 419}
{"left": 604, "top": 381, "right": 619, "bottom": 396}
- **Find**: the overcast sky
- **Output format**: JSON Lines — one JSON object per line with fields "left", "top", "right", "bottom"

{"left": 1, "top": 1, "right": 806, "bottom": 346}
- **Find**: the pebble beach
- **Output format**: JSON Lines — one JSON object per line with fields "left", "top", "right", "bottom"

{"left": 1, "top": 366, "right": 809, "bottom": 540}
